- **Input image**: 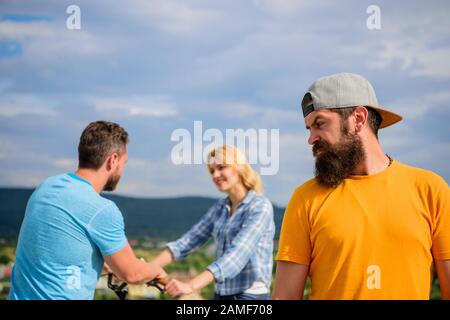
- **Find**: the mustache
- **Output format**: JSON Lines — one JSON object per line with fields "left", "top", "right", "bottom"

{"left": 312, "top": 140, "right": 331, "bottom": 157}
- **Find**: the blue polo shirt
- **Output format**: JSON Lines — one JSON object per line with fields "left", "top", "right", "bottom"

{"left": 8, "top": 173, "right": 128, "bottom": 300}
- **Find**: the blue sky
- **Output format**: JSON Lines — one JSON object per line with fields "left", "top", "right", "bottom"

{"left": 0, "top": 0, "right": 449, "bottom": 206}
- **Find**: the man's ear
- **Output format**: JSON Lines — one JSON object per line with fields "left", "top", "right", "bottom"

{"left": 353, "top": 106, "right": 369, "bottom": 133}
{"left": 105, "top": 153, "right": 119, "bottom": 172}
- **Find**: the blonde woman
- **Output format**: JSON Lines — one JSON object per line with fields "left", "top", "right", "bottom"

{"left": 152, "top": 145, "right": 275, "bottom": 300}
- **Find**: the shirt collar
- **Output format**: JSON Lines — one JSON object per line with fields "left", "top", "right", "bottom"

{"left": 241, "top": 190, "right": 256, "bottom": 205}
{"left": 67, "top": 173, "right": 92, "bottom": 186}
{"left": 223, "top": 190, "right": 256, "bottom": 208}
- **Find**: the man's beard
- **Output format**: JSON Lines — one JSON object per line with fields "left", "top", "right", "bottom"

{"left": 103, "top": 172, "right": 121, "bottom": 192}
{"left": 313, "top": 122, "right": 365, "bottom": 188}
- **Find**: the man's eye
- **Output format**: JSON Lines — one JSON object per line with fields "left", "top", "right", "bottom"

{"left": 316, "top": 122, "right": 324, "bottom": 128}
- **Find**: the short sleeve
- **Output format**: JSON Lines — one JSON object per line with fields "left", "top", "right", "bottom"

{"left": 87, "top": 203, "right": 128, "bottom": 256}
{"left": 431, "top": 176, "right": 450, "bottom": 260}
{"left": 276, "top": 188, "right": 311, "bottom": 265}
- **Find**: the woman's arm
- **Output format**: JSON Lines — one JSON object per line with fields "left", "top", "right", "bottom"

{"left": 152, "top": 248, "right": 175, "bottom": 268}
{"left": 163, "top": 203, "right": 218, "bottom": 262}
{"left": 165, "top": 270, "right": 215, "bottom": 297}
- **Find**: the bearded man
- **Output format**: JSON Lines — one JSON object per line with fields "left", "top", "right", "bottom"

{"left": 9, "top": 121, "right": 167, "bottom": 300}
{"left": 272, "top": 73, "right": 450, "bottom": 300}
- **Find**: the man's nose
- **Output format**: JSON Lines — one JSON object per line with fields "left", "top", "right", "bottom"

{"left": 308, "top": 132, "right": 320, "bottom": 145}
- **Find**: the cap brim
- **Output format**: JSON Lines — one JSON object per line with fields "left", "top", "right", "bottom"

{"left": 369, "top": 106, "right": 403, "bottom": 129}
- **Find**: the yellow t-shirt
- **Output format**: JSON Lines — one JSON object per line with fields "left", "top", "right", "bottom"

{"left": 276, "top": 161, "right": 450, "bottom": 299}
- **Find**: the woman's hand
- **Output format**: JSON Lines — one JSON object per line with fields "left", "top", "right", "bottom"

{"left": 165, "top": 279, "right": 195, "bottom": 297}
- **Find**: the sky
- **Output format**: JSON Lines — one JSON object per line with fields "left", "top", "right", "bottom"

{"left": 0, "top": 0, "right": 449, "bottom": 206}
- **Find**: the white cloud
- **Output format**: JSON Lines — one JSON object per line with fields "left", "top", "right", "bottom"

{"left": 0, "top": 19, "right": 117, "bottom": 71}
{"left": 205, "top": 101, "right": 301, "bottom": 124}
{"left": 410, "top": 47, "right": 450, "bottom": 78}
{"left": 363, "top": 3, "right": 450, "bottom": 79}
{"left": 252, "top": 0, "right": 317, "bottom": 17}
{"left": 53, "top": 158, "right": 77, "bottom": 170}
{"left": 117, "top": 0, "right": 224, "bottom": 37}
{"left": 0, "top": 0, "right": 448, "bottom": 206}
{"left": 0, "top": 94, "right": 58, "bottom": 117}
{"left": 0, "top": 171, "right": 47, "bottom": 188}
{"left": 0, "top": 143, "right": 78, "bottom": 187}
{"left": 0, "top": 21, "right": 56, "bottom": 40}
{"left": 91, "top": 95, "right": 178, "bottom": 118}
{"left": 188, "top": 31, "right": 315, "bottom": 88}
{"left": 384, "top": 90, "right": 450, "bottom": 120}
{"left": 368, "top": 40, "right": 450, "bottom": 79}
{"left": 0, "top": 79, "right": 13, "bottom": 93}
{"left": 117, "top": 155, "right": 218, "bottom": 199}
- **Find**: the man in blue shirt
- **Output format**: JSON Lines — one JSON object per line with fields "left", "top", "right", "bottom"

{"left": 8, "top": 121, "right": 167, "bottom": 300}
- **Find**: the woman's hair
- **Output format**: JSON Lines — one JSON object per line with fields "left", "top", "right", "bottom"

{"left": 207, "top": 145, "right": 263, "bottom": 194}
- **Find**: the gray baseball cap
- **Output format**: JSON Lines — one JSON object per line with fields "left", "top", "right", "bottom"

{"left": 301, "top": 72, "right": 402, "bottom": 128}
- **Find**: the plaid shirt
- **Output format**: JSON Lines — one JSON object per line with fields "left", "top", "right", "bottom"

{"left": 167, "top": 191, "right": 275, "bottom": 296}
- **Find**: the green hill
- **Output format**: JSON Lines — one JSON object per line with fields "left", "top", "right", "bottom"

{"left": 0, "top": 188, "right": 285, "bottom": 240}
